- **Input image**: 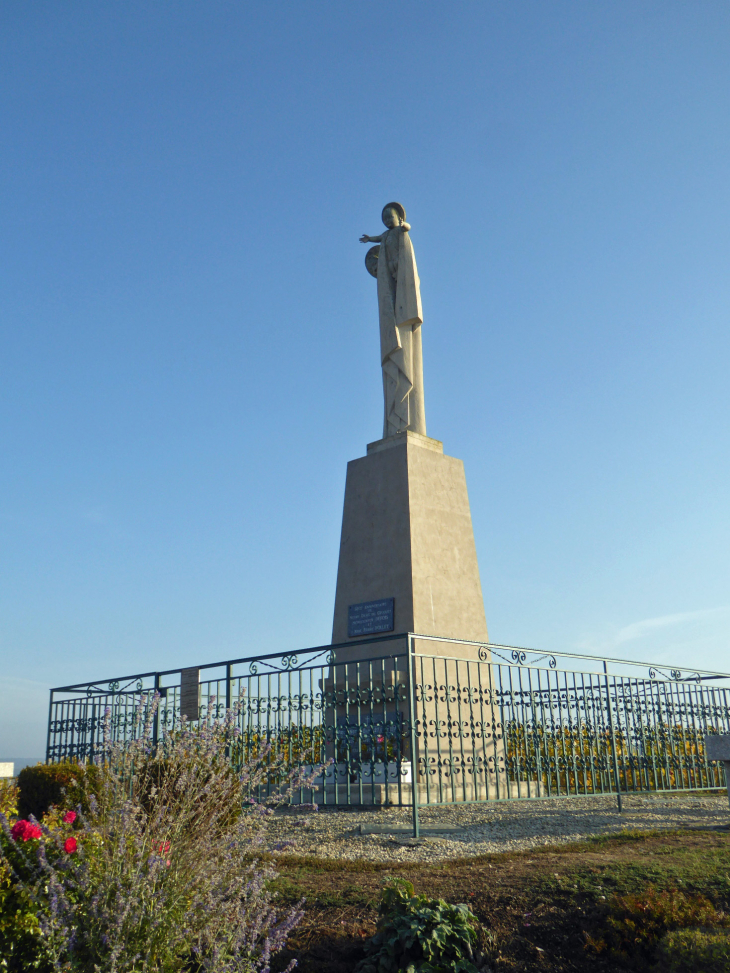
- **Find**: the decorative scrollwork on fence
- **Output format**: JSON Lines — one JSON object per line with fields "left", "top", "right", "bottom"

{"left": 46, "top": 643, "right": 730, "bottom": 809}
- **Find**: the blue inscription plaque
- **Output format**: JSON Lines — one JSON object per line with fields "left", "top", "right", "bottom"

{"left": 347, "top": 598, "right": 395, "bottom": 638}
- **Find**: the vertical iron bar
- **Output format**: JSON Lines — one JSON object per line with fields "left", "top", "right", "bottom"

{"left": 432, "top": 654, "right": 443, "bottom": 803}
{"left": 603, "top": 662, "right": 622, "bottom": 812}
{"left": 45, "top": 690, "right": 54, "bottom": 763}
{"left": 152, "top": 673, "right": 160, "bottom": 752}
{"left": 554, "top": 669, "right": 565, "bottom": 796}
{"left": 464, "top": 658, "right": 479, "bottom": 801}
{"left": 506, "top": 664, "right": 516, "bottom": 799}
{"left": 408, "top": 634, "right": 420, "bottom": 838}
{"left": 89, "top": 702, "right": 96, "bottom": 766}
{"left": 475, "top": 652, "right": 489, "bottom": 800}
{"left": 420, "top": 653, "right": 431, "bottom": 806}
{"left": 570, "top": 671, "right": 581, "bottom": 795}
{"left": 680, "top": 680, "right": 695, "bottom": 790}
{"left": 655, "top": 678, "right": 666, "bottom": 791}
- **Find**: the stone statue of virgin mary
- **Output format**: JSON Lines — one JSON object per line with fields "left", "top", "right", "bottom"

{"left": 360, "top": 202, "right": 426, "bottom": 439}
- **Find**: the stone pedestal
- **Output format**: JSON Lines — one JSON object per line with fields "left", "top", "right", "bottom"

{"left": 332, "top": 430, "right": 489, "bottom": 650}
{"left": 705, "top": 734, "right": 730, "bottom": 809}
{"left": 328, "top": 432, "right": 503, "bottom": 801}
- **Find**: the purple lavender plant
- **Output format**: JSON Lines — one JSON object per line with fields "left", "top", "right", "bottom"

{"left": 0, "top": 695, "right": 319, "bottom": 973}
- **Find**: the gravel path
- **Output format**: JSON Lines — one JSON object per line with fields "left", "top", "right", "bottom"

{"left": 265, "top": 794, "right": 730, "bottom": 863}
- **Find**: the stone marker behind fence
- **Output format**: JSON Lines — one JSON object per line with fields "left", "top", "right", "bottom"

{"left": 704, "top": 734, "right": 730, "bottom": 808}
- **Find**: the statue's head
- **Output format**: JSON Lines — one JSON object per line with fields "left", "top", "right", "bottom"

{"left": 382, "top": 202, "right": 406, "bottom": 229}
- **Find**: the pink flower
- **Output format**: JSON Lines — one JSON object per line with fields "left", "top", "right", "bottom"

{"left": 64, "top": 837, "right": 77, "bottom": 854}
{"left": 11, "top": 820, "right": 42, "bottom": 842}
{"left": 63, "top": 811, "right": 77, "bottom": 824}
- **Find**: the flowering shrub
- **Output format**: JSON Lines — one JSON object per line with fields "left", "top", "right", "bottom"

{"left": 9, "top": 821, "right": 42, "bottom": 843}
{"left": 0, "top": 695, "right": 318, "bottom": 973}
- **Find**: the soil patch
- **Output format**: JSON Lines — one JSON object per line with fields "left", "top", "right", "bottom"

{"left": 269, "top": 828, "right": 730, "bottom": 972}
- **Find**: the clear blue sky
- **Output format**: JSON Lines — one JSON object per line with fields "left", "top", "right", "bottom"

{"left": 2, "top": 2, "right": 729, "bottom": 757}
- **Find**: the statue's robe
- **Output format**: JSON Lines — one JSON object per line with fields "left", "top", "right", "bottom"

{"left": 376, "top": 228, "right": 426, "bottom": 438}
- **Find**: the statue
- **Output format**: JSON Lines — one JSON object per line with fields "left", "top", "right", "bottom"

{"left": 360, "top": 203, "right": 426, "bottom": 438}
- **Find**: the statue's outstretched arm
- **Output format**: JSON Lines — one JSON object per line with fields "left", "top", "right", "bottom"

{"left": 360, "top": 233, "right": 384, "bottom": 243}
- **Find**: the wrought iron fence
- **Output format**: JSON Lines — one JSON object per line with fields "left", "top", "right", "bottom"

{"left": 47, "top": 634, "right": 730, "bottom": 833}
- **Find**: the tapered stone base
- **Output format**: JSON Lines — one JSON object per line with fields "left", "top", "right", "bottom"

{"left": 331, "top": 430, "right": 489, "bottom": 652}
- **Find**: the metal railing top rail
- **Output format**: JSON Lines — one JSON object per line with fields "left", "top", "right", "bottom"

{"left": 408, "top": 633, "right": 730, "bottom": 682}
{"left": 49, "top": 631, "right": 411, "bottom": 693}
{"left": 49, "top": 631, "right": 730, "bottom": 696}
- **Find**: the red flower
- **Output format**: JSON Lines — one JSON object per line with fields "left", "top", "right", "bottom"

{"left": 63, "top": 811, "right": 77, "bottom": 824}
{"left": 157, "top": 841, "right": 171, "bottom": 854}
{"left": 64, "top": 837, "right": 78, "bottom": 854}
{"left": 11, "top": 820, "right": 42, "bottom": 842}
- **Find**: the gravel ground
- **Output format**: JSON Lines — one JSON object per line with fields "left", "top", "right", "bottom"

{"left": 265, "top": 793, "right": 730, "bottom": 863}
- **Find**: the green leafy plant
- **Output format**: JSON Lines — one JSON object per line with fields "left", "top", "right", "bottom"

{"left": 0, "top": 867, "right": 48, "bottom": 973}
{"left": 355, "top": 877, "right": 490, "bottom": 973}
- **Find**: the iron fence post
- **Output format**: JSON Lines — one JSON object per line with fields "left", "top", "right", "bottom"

{"left": 225, "top": 664, "right": 233, "bottom": 762}
{"left": 152, "top": 673, "right": 160, "bottom": 751}
{"left": 46, "top": 690, "right": 54, "bottom": 764}
{"left": 407, "top": 633, "right": 420, "bottom": 838}
{"left": 603, "top": 661, "right": 623, "bottom": 812}
{"left": 89, "top": 702, "right": 97, "bottom": 766}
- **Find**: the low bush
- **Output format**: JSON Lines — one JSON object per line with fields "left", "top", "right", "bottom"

{"left": 657, "top": 926, "right": 730, "bottom": 972}
{"left": 16, "top": 761, "right": 100, "bottom": 820}
{"left": 355, "top": 876, "right": 493, "bottom": 973}
{"left": 586, "top": 886, "right": 727, "bottom": 967}
{"left": 0, "top": 782, "right": 18, "bottom": 821}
